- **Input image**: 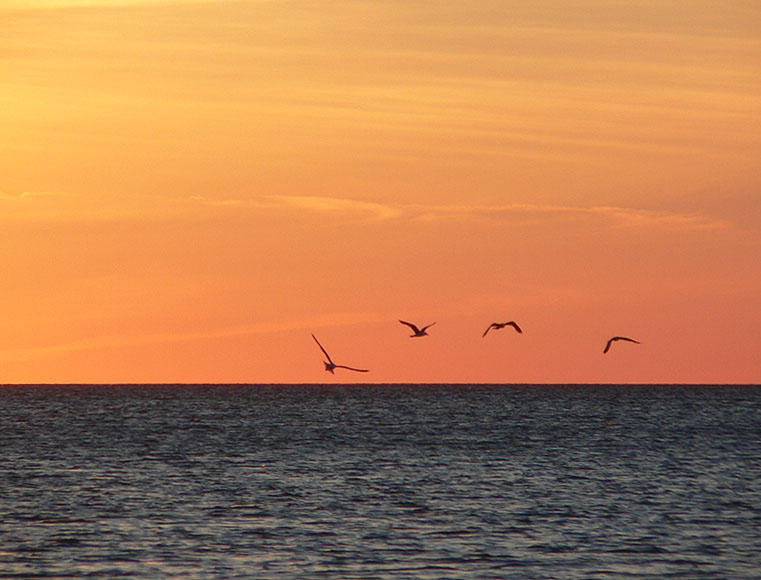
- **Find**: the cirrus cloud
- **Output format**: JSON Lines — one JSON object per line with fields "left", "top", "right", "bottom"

{"left": 0, "top": 191, "right": 60, "bottom": 200}
{"left": 187, "top": 194, "right": 730, "bottom": 231}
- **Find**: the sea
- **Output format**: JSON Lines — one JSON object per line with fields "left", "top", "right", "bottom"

{"left": 1, "top": 384, "right": 759, "bottom": 579}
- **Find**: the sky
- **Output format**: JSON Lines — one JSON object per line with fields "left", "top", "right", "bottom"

{"left": 2, "top": 0, "right": 760, "bottom": 384}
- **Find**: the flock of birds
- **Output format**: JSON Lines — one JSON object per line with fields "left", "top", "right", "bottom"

{"left": 312, "top": 319, "right": 640, "bottom": 374}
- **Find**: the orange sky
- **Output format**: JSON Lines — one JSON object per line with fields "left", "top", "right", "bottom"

{"left": 2, "top": 0, "right": 760, "bottom": 383}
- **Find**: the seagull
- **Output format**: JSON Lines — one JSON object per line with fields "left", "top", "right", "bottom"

{"left": 482, "top": 321, "right": 523, "bottom": 338}
{"left": 311, "top": 334, "right": 368, "bottom": 374}
{"left": 603, "top": 336, "right": 641, "bottom": 354}
{"left": 399, "top": 320, "right": 436, "bottom": 338}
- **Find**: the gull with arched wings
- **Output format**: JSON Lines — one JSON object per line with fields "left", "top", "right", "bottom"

{"left": 482, "top": 321, "right": 523, "bottom": 338}
{"left": 603, "top": 336, "right": 641, "bottom": 354}
{"left": 399, "top": 320, "right": 436, "bottom": 338}
{"left": 312, "top": 334, "right": 369, "bottom": 374}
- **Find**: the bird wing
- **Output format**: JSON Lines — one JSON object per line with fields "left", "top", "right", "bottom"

{"left": 482, "top": 323, "right": 498, "bottom": 337}
{"left": 312, "top": 334, "right": 334, "bottom": 365}
{"left": 604, "top": 336, "right": 640, "bottom": 353}
{"left": 399, "top": 320, "right": 421, "bottom": 333}
{"left": 421, "top": 322, "right": 436, "bottom": 332}
{"left": 335, "top": 365, "right": 369, "bottom": 373}
{"left": 507, "top": 321, "right": 523, "bottom": 333}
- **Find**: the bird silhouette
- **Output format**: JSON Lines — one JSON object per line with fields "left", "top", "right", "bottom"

{"left": 603, "top": 336, "right": 641, "bottom": 354}
{"left": 399, "top": 320, "right": 436, "bottom": 337}
{"left": 482, "top": 321, "right": 523, "bottom": 337}
{"left": 312, "top": 334, "right": 368, "bottom": 373}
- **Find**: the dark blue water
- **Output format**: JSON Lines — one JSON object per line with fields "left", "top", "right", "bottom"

{"left": 1, "top": 384, "right": 760, "bottom": 579}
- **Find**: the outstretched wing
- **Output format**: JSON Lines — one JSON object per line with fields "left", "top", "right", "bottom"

{"left": 312, "top": 334, "right": 334, "bottom": 365}
{"left": 482, "top": 323, "right": 497, "bottom": 338}
{"left": 421, "top": 322, "right": 436, "bottom": 332}
{"left": 604, "top": 336, "right": 640, "bottom": 353}
{"left": 399, "top": 320, "right": 421, "bottom": 333}
{"left": 507, "top": 321, "right": 523, "bottom": 334}
{"left": 335, "top": 364, "right": 369, "bottom": 373}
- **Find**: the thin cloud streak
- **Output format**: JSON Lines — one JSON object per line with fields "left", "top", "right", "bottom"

{"left": 187, "top": 195, "right": 403, "bottom": 221}
{"left": 5, "top": 0, "right": 223, "bottom": 9}
{"left": 272, "top": 195, "right": 404, "bottom": 221}
{"left": 0, "top": 191, "right": 61, "bottom": 200}
{"left": 2, "top": 310, "right": 391, "bottom": 364}
{"left": 1, "top": 192, "right": 730, "bottom": 232}
{"left": 406, "top": 202, "right": 731, "bottom": 231}
{"left": 188, "top": 195, "right": 730, "bottom": 231}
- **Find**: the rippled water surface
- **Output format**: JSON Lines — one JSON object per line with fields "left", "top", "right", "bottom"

{"left": 1, "top": 384, "right": 760, "bottom": 578}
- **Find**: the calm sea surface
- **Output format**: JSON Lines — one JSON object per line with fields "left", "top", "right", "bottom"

{"left": 1, "top": 384, "right": 760, "bottom": 579}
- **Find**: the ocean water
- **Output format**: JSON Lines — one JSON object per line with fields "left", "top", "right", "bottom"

{"left": 1, "top": 384, "right": 760, "bottom": 579}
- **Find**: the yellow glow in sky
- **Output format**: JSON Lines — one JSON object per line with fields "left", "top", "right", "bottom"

{"left": 2, "top": 0, "right": 760, "bottom": 383}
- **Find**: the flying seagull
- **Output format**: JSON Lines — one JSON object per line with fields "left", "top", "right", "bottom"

{"left": 311, "top": 334, "right": 369, "bottom": 374}
{"left": 482, "top": 321, "right": 523, "bottom": 338}
{"left": 399, "top": 320, "right": 436, "bottom": 337}
{"left": 603, "top": 336, "right": 641, "bottom": 354}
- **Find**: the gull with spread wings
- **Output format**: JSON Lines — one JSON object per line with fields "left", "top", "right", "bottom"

{"left": 399, "top": 320, "right": 436, "bottom": 338}
{"left": 482, "top": 321, "right": 523, "bottom": 338}
{"left": 603, "top": 336, "right": 641, "bottom": 354}
{"left": 312, "top": 334, "right": 369, "bottom": 374}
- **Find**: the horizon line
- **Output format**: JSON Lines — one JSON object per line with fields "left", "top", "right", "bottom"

{"left": 1, "top": 382, "right": 759, "bottom": 387}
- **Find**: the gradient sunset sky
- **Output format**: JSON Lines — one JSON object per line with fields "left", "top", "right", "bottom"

{"left": 2, "top": 0, "right": 760, "bottom": 383}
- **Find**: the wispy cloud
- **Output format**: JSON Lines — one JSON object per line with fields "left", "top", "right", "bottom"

{"left": 2, "top": 191, "right": 728, "bottom": 232}
{"left": 187, "top": 194, "right": 730, "bottom": 231}
{"left": 188, "top": 194, "right": 404, "bottom": 221}
{"left": 0, "top": 191, "right": 60, "bottom": 200}
{"left": 2, "top": 310, "right": 389, "bottom": 363}
{"left": 4, "top": 0, "right": 217, "bottom": 8}
{"left": 580, "top": 205, "right": 730, "bottom": 230}
{"left": 268, "top": 195, "right": 404, "bottom": 220}
{"left": 405, "top": 202, "right": 731, "bottom": 231}
{"left": 186, "top": 195, "right": 253, "bottom": 208}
